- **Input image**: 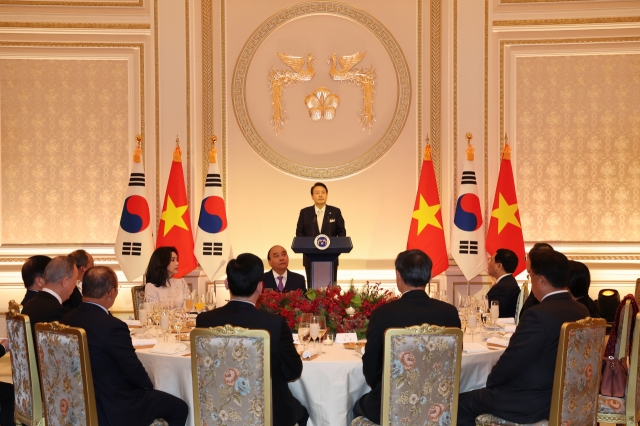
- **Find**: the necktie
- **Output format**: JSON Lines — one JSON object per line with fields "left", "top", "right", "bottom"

{"left": 277, "top": 276, "right": 284, "bottom": 292}
{"left": 317, "top": 209, "right": 324, "bottom": 233}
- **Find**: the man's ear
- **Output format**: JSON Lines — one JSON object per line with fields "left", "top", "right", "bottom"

{"left": 224, "top": 278, "right": 229, "bottom": 290}
{"left": 35, "top": 276, "right": 46, "bottom": 289}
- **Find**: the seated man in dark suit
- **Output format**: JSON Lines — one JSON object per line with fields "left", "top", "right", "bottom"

{"left": 263, "top": 245, "right": 307, "bottom": 293}
{"left": 196, "top": 253, "right": 309, "bottom": 426}
{"left": 296, "top": 182, "right": 346, "bottom": 283}
{"left": 60, "top": 266, "right": 188, "bottom": 426}
{"left": 519, "top": 242, "right": 554, "bottom": 319}
{"left": 487, "top": 248, "right": 521, "bottom": 318}
{"left": 0, "top": 338, "right": 13, "bottom": 425}
{"left": 22, "top": 255, "right": 77, "bottom": 343}
{"left": 20, "top": 255, "right": 51, "bottom": 306}
{"left": 64, "top": 249, "right": 94, "bottom": 309}
{"left": 457, "top": 249, "right": 590, "bottom": 425}
{"left": 568, "top": 260, "right": 600, "bottom": 318}
{"left": 353, "top": 249, "right": 462, "bottom": 424}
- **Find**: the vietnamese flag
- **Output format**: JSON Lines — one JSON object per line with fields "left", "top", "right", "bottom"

{"left": 407, "top": 143, "right": 449, "bottom": 278}
{"left": 486, "top": 141, "right": 525, "bottom": 276}
{"left": 156, "top": 142, "right": 197, "bottom": 277}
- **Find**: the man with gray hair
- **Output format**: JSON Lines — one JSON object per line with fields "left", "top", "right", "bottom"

{"left": 61, "top": 266, "right": 189, "bottom": 426}
{"left": 22, "top": 256, "right": 78, "bottom": 339}
{"left": 64, "top": 249, "right": 94, "bottom": 309}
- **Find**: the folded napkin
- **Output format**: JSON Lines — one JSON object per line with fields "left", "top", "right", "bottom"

{"left": 123, "top": 319, "right": 141, "bottom": 327}
{"left": 463, "top": 342, "right": 490, "bottom": 353}
{"left": 301, "top": 348, "right": 318, "bottom": 359}
{"left": 486, "top": 337, "right": 510, "bottom": 348}
{"left": 150, "top": 342, "right": 188, "bottom": 354}
{"left": 503, "top": 324, "right": 517, "bottom": 333}
{"left": 132, "top": 338, "right": 157, "bottom": 347}
{"left": 496, "top": 318, "right": 515, "bottom": 325}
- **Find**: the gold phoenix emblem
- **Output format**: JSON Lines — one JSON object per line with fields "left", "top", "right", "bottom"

{"left": 329, "top": 51, "right": 377, "bottom": 133}
{"left": 304, "top": 87, "right": 340, "bottom": 121}
{"left": 268, "top": 52, "right": 316, "bottom": 134}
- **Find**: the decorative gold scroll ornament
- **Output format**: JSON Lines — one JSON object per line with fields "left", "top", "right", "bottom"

{"left": 329, "top": 51, "right": 377, "bottom": 133}
{"left": 304, "top": 87, "right": 340, "bottom": 121}
{"left": 268, "top": 52, "right": 316, "bottom": 134}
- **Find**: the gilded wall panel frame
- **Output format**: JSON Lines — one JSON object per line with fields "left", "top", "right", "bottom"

{"left": 500, "top": 37, "right": 640, "bottom": 244}
{"left": 229, "top": 1, "right": 411, "bottom": 179}
{"left": 0, "top": 0, "right": 142, "bottom": 5}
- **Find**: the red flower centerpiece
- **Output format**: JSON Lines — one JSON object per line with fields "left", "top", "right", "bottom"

{"left": 257, "top": 282, "right": 397, "bottom": 339}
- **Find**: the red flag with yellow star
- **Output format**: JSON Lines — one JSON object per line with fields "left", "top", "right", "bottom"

{"left": 486, "top": 141, "right": 525, "bottom": 276}
{"left": 407, "top": 143, "right": 449, "bottom": 277}
{"left": 156, "top": 141, "right": 197, "bottom": 277}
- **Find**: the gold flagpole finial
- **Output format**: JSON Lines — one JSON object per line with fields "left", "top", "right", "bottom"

{"left": 209, "top": 135, "right": 218, "bottom": 163}
{"left": 503, "top": 133, "right": 511, "bottom": 160}
{"left": 465, "top": 132, "right": 474, "bottom": 161}
{"left": 423, "top": 135, "right": 432, "bottom": 161}
{"left": 173, "top": 135, "right": 182, "bottom": 162}
{"left": 133, "top": 134, "right": 143, "bottom": 163}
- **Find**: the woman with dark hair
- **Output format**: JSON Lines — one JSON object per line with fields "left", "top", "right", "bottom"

{"left": 568, "top": 260, "right": 600, "bottom": 318}
{"left": 144, "top": 246, "right": 190, "bottom": 307}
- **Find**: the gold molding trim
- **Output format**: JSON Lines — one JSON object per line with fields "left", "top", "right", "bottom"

{"left": 453, "top": 0, "right": 458, "bottom": 201}
{"left": 501, "top": 0, "right": 598, "bottom": 2}
{"left": 568, "top": 255, "right": 640, "bottom": 261}
{"left": 220, "top": 0, "right": 227, "bottom": 198}
{"left": 405, "top": 324, "right": 445, "bottom": 334}
{"left": 0, "top": 0, "right": 142, "bottom": 5}
{"left": 429, "top": 0, "right": 442, "bottom": 194}
{"left": 202, "top": 0, "right": 213, "bottom": 190}
{"left": 499, "top": 36, "right": 640, "bottom": 154}
{"left": 231, "top": 1, "right": 411, "bottom": 179}
{"left": 209, "top": 324, "right": 249, "bottom": 335}
{"left": 185, "top": 0, "right": 191, "bottom": 202}
{"left": 154, "top": 0, "right": 160, "bottom": 228}
{"left": 0, "top": 22, "right": 149, "bottom": 29}
{"left": 484, "top": 0, "right": 489, "bottom": 229}
{"left": 494, "top": 17, "right": 640, "bottom": 27}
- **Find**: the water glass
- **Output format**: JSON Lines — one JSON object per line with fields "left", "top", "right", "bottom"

{"left": 205, "top": 290, "right": 216, "bottom": 311}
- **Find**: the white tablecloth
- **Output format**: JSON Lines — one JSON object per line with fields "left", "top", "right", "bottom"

{"left": 136, "top": 336, "right": 504, "bottom": 426}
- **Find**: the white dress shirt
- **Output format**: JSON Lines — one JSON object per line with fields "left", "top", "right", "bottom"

{"left": 42, "top": 288, "right": 62, "bottom": 304}
{"left": 315, "top": 205, "right": 325, "bottom": 233}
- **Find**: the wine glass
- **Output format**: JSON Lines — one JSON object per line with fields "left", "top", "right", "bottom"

{"left": 172, "top": 311, "right": 184, "bottom": 342}
{"left": 309, "top": 315, "right": 322, "bottom": 351}
{"left": 467, "top": 312, "right": 477, "bottom": 341}
{"left": 298, "top": 316, "right": 311, "bottom": 351}
{"left": 185, "top": 292, "right": 194, "bottom": 312}
{"left": 316, "top": 316, "right": 327, "bottom": 354}
{"left": 194, "top": 294, "right": 205, "bottom": 314}
{"left": 138, "top": 302, "right": 149, "bottom": 337}
{"left": 490, "top": 300, "right": 500, "bottom": 335}
{"left": 205, "top": 290, "right": 216, "bottom": 311}
{"left": 160, "top": 309, "right": 170, "bottom": 342}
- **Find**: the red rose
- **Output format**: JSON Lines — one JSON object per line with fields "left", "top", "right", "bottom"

{"left": 399, "top": 351, "right": 416, "bottom": 369}
{"left": 60, "top": 398, "right": 69, "bottom": 416}
{"left": 223, "top": 367, "right": 240, "bottom": 386}
{"left": 428, "top": 403, "right": 444, "bottom": 421}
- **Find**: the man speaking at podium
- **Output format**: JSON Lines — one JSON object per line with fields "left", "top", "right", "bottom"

{"left": 296, "top": 182, "right": 346, "bottom": 284}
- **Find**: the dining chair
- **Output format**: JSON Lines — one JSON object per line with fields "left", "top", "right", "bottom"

{"left": 635, "top": 279, "right": 640, "bottom": 304}
{"left": 614, "top": 299, "right": 633, "bottom": 360}
{"left": 190, "top": 324, "right": 272, "bottom": 426}
{"left": 351, "top": 323, "right": 463, "bottom": 426}
{"left": 597, "top": 312, "right": 640, "bottom": 425}
{"left": 6, "top": 305, "right": 43, "bottom": 426}
{"left": 475, "top": 317, "right": 606, "bottom": 426}
{"left": 131, "top": 285, "right": 145, "bottom": 320}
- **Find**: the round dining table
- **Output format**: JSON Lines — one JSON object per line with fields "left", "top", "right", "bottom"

{"left": 136, "top": 335, "right": 504, "bottom": 426}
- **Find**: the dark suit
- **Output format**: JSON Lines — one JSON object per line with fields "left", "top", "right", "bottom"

{"left": 196, "top": 300, "right": 308, "bottom": 426}
{"left": 487, "top": 275, "right": 520, "bottom": 318}
{"left": 263, "top": 269, "right": 307, "bottom": 293}
{"left": 22, "top": 290, "right": 69, "bottom": 345}
{"left": 20, "top": 289, "right": 38, "bottom": 306}
{"left": 458, "top": 292, "right": 590, "bottom": 425}
{"left": 60, "top": 303, "right": 188, "bottom": 426}
{"left": 62, "top": 286, "right": 83, "bottom": 309}
{"left": 577, "top": 295, "right": 600, "bottom": 318}
{"left": 519, "top": 292, "right": 540, "bottom": 320}
{"left": 354, "top": 290, "right": 462, "bottom": 424}
{"left": 296, "top": 205, "right": 346, "bottom": 282}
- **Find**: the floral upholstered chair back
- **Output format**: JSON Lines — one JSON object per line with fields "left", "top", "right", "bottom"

{"left": 35, "top": 322, "right": 99, "bottom": 426}
{"left": 548, "top": 317, "right": 606, "bottom": 425}
{"left": 190, "top": 325, "right": 271, "bottom": 426}
{"left": 6, "top": 308, "right": 43, "bottom": 426}
{"left": 614, "top": 299, "right": 633, "bottom": 360}
{"left": 381, "top": 324, "right": 463, "bottom": 426}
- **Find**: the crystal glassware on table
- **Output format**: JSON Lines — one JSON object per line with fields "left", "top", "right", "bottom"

{"left": 490, "top": 300, "right": 500, "bottom": 335}
{"left": 309, "top": 316, "right": 320, "bottom": 351}
{"left": 467, "top": 313, "right": 477, "bottom": 341}
{"left": 194, "top": 294, "right": 205, "bottom": 314}
{"left": 172, "top": 311, "right": 184, "bottom": 342}
{"left": 184, "top": 292, "right": 194, "bottom": 312}
{"left": 316, "top": 316, "right": 327, "bottom": 354}
{"left": 205, "top": 290, "right": 216, "bottom": 311}
{"left": 298, "top": 314, "right": 312, "bottom": 351}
